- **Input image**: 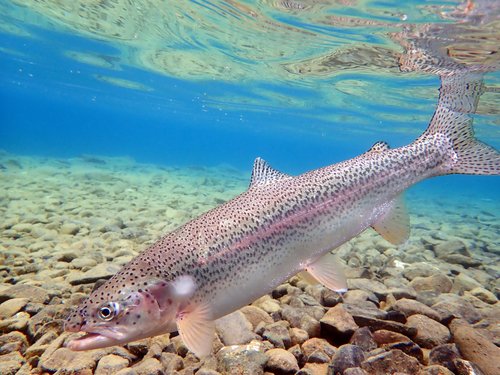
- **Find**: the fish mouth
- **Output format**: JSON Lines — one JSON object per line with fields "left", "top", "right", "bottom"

{"left": 66, "top": 328, "right": 126, "bottom": 351}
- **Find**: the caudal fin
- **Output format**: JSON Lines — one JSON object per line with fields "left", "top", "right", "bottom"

{"left": 419, "top": 72, "right": 500, "bottom": 175}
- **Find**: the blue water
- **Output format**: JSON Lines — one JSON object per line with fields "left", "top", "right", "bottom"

{"left": 0, "top": 0, "right": 499, "bottom": 205}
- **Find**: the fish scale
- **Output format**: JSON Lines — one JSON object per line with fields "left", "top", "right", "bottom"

{"left": 65, "top": 72, "right": 499, "bottom": 357}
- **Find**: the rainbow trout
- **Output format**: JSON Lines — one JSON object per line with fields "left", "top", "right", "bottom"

{"left": 65, "top": 73, "right": 499, "bottom": 357}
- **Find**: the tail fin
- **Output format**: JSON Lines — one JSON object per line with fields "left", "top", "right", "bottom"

{"left": 419, "top": 72, "right": 500, "bottom": 175}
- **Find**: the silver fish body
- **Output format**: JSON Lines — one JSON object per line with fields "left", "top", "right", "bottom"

{"left": 65, "top": 73, "right": 500, "bottom": 357}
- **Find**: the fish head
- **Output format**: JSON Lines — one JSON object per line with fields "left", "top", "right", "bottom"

{"left": 64, "top": 274, "right": 184, "bottom": 350}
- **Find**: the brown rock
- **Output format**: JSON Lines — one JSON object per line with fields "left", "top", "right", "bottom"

{"left": 95, "top": 354, "right": 129, "bottom": 375}
{"left": 0, "top": 331, "right": 28, "bottom": 355}
{"left": 361, "top": 349, "right": 422, "bottom": 375}
{"left": 392, "top": 298, "right": 441, "bottom": 321}
{"left": 216, "top": 342, "right": 267, "bottom": 375}
{"left": 450, "top": 319, "right": 500, "bottom": 375}
{"left": 429, "top": 344, "right": 461, "bottom": 373}
{"left": 132, "top": 358, "right": 163, "bottom": 375}
{"left": 329, "top": 344, "right": 365, "bottom": 374}
{"left": 301, "top": 338, "right": 336, "bottom": 363}
{"left": 349, "top": 327, "right": 377, "bottom": 352}
{"left": 320, "top": 304, "right": 358, "bottom": 339}
{"left": 0, "top": 298, "right": 29, "bottom": 319}
{"left": 372, "top": 329, "right": 410, "bottom": 345}
{"left": 410, "top": 274, "right": 452, "bottom": 294}
{"left": 289, "top": 327, "right": 309, "bottom": 346}
{"left": 0, "top": 351, "right": 25, "bottom": 375}
{"left": 417, "top": 365, "right": 455, "bottom": 375}
{"left": 0, "top": 285, "right": 49, "bottom": 304}
{"left": 265, "top": 348, "right": 299, "bottom": 373}
{"left": 353, "top": 315, "right": 416, "bottom": 338}
{"left": 240, "top": 305, "right": 273, "bottom": 329}
{"left": 216, "top": 310, "right": 257, "bottom": 346}
{"left": 406, "top": 314, "right": 451, "bottom": 348}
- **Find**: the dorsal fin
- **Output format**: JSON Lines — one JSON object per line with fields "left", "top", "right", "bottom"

{"left": 249, "top": 157, "right": 291, "bottom": 188}
{"left": 367, "top": 141, "right": 390, "bottom": 154}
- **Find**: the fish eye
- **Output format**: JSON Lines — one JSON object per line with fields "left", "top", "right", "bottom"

{"left": 98, "top": 302, "right": 118, "bottom": 321}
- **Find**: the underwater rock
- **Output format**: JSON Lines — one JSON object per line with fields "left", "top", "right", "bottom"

{"left": 0, "top": 351, "right": 25, "bottom": 375}
{"left": 0, "top": 298, "right": 29, "bottom": 319}
{"left": 403, "top": 262, "right": 442, "bottom": 280}
{"left": 342, "top": 368, "right": 368, "bottom": 375}
{"left": 95, "top": 354, "right": 130, "bottom": 375}
{"left": 383, "top": 340, "right": 424, "bottom": 363}
{"left": 320, "top": 304, "right": 359, "bottom": 340}
{"left": 410, "top": 274, "right": 453, "bottom": 294}
{"left": 392, "top": 298, "right": 441, "bottom": 321}
{"left": 240, "top": 305, "right": 273, "bottom": 330}
{"left": 301, "top": 338, "right": 336, "bottom": 363}
{"left": 260, "top": 321, "right": 290, "bottom": 349}
{"left": 216, "top": 342, "right": 267, "bottom": 374}
{"left": 215, "top": 310, "right": 257, "bottom": 346}
{"left": 418, "top": 365, "right": 455, "bottom": 375}
{"left": 0, "top": 331, "right": 28, "bottom": 355}
{"left": 328, "top": 344, "right": 365, "bottom": 374}
{"left": 361, "top": 349, "right": 422, "bottom": 375}
{"left": 469, "top": 287, "right": 497, "bottom": 304}
{"left": 131, "top": 358, "right": 163, "bottom": 375}
{"left": 0, "top": 284, "right": 49, "bottom": 304}
{"left": 429, "top": 343, "right": 461, "bottom": 373}
{"left": 342, "top": 289, "right": 379, "bottom": 305}
{"left": 347, "top": 279, "right": 389, "bottom": 299}
{"left": 289, "top": 327, "right": 309, "bottom": 346}
{"left": 431, "top": 294, "right": 482, "bottom": 324}
{"left": 67, "top": 263, "right": 121, "bottom": 285}
{"left": 349, "top": 326, "right": 377, "bottom": 352}
{"left": 433, "top": 240, "right": 470, "bottom": 258}
{"left": 406, "top": 314, "right": 451, "bottom": 348}
{"left": 265, "top": 348, "right": 300, "bottom": 373}
{"left": 372, "top": 329, "right": 411, "bottom": 345}
{"left": 450, "top": 319, "right": 500, "bottom": 375}
{"left": 342, "top": 301, "right": 387, "bottom": 320}
{"left": 353, "top": 315, "right": 416, "bottom": 338}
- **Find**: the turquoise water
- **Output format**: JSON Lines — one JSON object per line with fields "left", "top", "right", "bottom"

{"left": 0, "top": 1, "right": 499, "bottom": 231}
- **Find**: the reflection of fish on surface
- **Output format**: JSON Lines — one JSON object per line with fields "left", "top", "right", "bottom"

{"left": 64, "top": 69, "right": 500, "bottom": 357}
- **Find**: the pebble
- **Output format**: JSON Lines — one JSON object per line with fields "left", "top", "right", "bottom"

{"left": 320, "top": 304, "right": 359, "bottom": 340}
{"left": 392, "top": 298, "right": 441, "bottom": 321}
{"left": 71, "top": 257, "right": 98, "bottom": 269}
{"left": 216, "top": 341, "right": 267, "bottom": 375}
{"left": 265, "top": 348, "right": 300, "bottom": 374}
{"left": 215, "top": 310, "right": 257, "bottom": 346}
{"left": 372, "top": 329, "right": 411, "bottom": 345}
{"left": 349, "top": 326, "right": 377, "bottom": 351}
{"left": 301, "top": 338, "right": 336, "bottom": 363}
{"left": 329, "top": 344, "right": 365, "bottom": 374}
{"left": 406, "top": 314, "right": 451, "bottom": 348}
{"left": 431, "top": 294, "right": 481, "bottom": 323}
{"left": 289, "top": 327, "right": 309, "bottom": 346}
{"left": 132, "top": 358, "right": 164, "bottom": 375}
{"left": 429, "top": 343, "right": 461, "bottom": 373}
{"left": 240, "top": 305, "right": 273, "bottom": 329}
{"left": 0, "top": 284, "right": 49, "bottom": 304}
{"left": 347, "top": 279, "right": 389, "bottom": 299}
{"left": 0, "top": 351, "right": 25, "bottom": 375}
{"left": 0, "top": 298, "right": 29, "bottom": 320}
{"left": 67, "top": 263, "right": 121, "bottom": 285}
{"left": 95, "top": 354, "right": 129, "bottom": 375}
{"left": 451, "top": 272, "right": 482, "bottom": 294}
{"left": 450, "top": 319, "right": 500, "bottom": 375}
{"left": 361, "top": 349, "right": 422, "bottom": 374}
{"left": 0, "top": 331, "right": 28, "bottom": 355}
{"left": 469, "top": 287, "right": 497, "bottom": 304}
{"left": 410, "top": 274, "right": 453, "bottom": 294}
{"left": 262, "top": 321, "right": 291, "bottom": 349}
{"left": 353, "top": 314, "right": 416, "bottom": 338}
{"left": 418, "top": 365, "right": 455, "bottom": 375}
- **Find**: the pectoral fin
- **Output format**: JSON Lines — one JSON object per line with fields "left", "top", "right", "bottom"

{"left": 305, "top": 252, "right": 347, "bottom": 293}
{"left": 176, "top": 301, "right": 215, "bottom": 358}
{"left": 372, "top": 196, "right": 410, "bottom": 245}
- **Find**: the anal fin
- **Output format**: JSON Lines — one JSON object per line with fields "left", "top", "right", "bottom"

{"left": 176, "top": 301, "right": 215, "bottom": 358}
{"left": 305, "top": 252, "right": 347, "bottom": 293}
{"left": 372, "top": 195, "right": 410, "bottom": 245}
